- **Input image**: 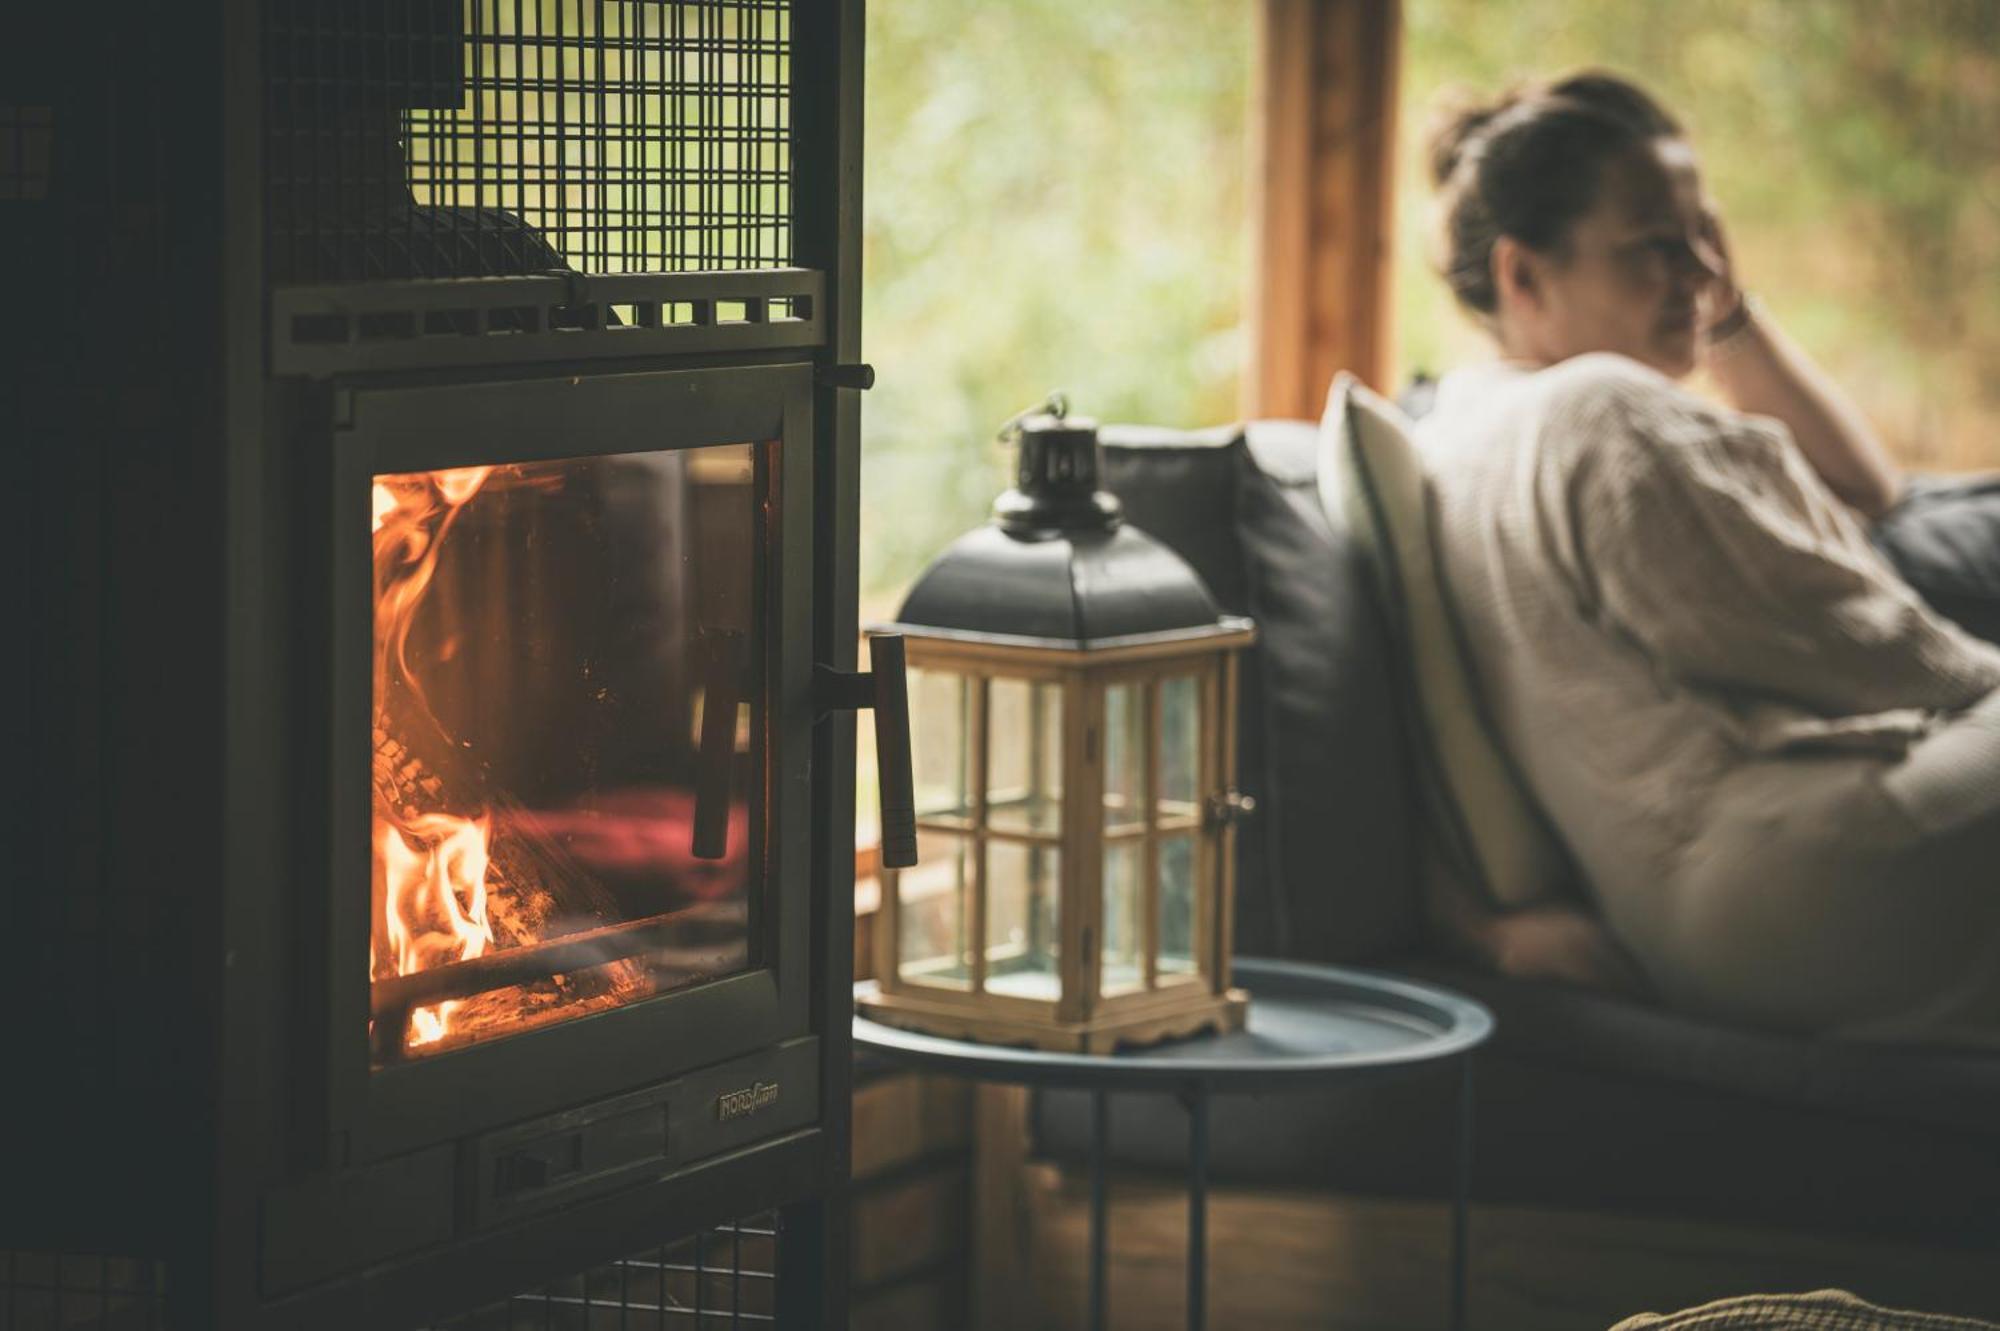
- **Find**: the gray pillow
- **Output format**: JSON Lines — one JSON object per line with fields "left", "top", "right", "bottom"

{"left": 1099, "top": 422, "right": 1420, "bottom": 962}
{"left": 1872, "top": 474, "right": 2000, "bottom": 646}
{"left": 1233, "top": 420, "right": 1419, "bottom": 962}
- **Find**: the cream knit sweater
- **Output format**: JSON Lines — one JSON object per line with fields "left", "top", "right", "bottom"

{"left": 1419, "top": 353, "right": 2000, "bottom": 1046}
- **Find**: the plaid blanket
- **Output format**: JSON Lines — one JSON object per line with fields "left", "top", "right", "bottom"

{"left": 1612, "top": 1290, "right": 2000, "bottom": 1331}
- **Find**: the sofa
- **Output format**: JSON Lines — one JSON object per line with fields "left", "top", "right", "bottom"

{"left": 1027, "top": 418, "right": 2000, "bottom": 1281}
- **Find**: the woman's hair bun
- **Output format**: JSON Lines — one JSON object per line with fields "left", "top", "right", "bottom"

{"left": 1426, "top": 91, "right": 1519, "bottom": 187}
{"left": 1423, "top": 70, "right": 1681, "bottom": 322}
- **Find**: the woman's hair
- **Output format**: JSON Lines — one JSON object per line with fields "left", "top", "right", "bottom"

{"left": 1428, "top": 72, "right": 1682, "bottom": 319}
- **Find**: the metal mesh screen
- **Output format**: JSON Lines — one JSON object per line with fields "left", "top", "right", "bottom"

{"left": 0, "top": 1253, "right": 167, "bottom": 1331}
{"left": 424, "top": 1215, "right": 779, "bottom": 1329}
{"left": 266, "top": 0, "right": 793, "bottom": 285}
{"left": 0, "top": 1217, "right": 775, "bottom": 1329}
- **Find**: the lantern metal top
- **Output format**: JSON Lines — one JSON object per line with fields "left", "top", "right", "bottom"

{"left": 887, "top": 398, "right": 1238, "bottom": 649}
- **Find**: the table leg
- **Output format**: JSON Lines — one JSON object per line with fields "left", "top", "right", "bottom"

{"left": 1182, "top": 1085, "right": 1209, "bottom": 1331}
{"left": 1089, "top": 1089, "right": 1109, "bottom": 1331}
{"left": 1452, "top": 1054, "right": 1474, "bottom": 1331}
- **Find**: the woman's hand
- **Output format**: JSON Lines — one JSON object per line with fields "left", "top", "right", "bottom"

{"left": 1693, "top": 204, "right": 1903, "bottom": 519}
{"left": 1695, "top": 206, "right": 1744, "bottom": 339}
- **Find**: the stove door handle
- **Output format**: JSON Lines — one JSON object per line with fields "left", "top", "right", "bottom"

{"left": 692, "top": 629, "right": 745, "bottom": 861}
{"left": 868, "top": 634, "right": 918, "bottom": 869}
{"left": 815, "top": 634, "right": 917, "bottom": 869}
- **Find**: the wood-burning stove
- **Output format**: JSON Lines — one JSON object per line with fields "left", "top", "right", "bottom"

{"left": 4, "top": 3, "right": 882, "bottom": 1327}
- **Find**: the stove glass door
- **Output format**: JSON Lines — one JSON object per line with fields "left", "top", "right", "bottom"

{"left": 367, "top": 441, "right": 769, "bottom": 1065}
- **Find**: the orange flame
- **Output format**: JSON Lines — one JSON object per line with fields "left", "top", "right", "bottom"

{"left": 378, "top": 812, "right": 493, "bottom": 1045}
{"left": 371, "top": 467, "right": 497, "bottom": 1050}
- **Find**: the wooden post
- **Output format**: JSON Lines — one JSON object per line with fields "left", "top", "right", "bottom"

{"left": 1247, "top": 0, "right": 1403, "bottom": 417}
{"left": 970, "top": 1085, "right": 1035, "bottom": 1331}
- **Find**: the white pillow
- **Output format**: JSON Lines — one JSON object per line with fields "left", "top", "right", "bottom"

{"left": 1316, "top": 373, "right": 1570, "bottom": 910}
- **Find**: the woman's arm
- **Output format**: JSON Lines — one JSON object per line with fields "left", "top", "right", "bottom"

{"left": 1697, "top": 212, "right": 1904, "bottom": 520}
{"left": 1563, "top": 374, "right": 2000, "bottom": 719}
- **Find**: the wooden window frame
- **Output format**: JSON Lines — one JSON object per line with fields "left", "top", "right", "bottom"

{"left": 1248, "top": 0, "right": 1403, "bottom": 417}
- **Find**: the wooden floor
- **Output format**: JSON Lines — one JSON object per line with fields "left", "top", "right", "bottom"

{"left": 851, "top": 1071, "right": 975, "bottom": 1330}
{"left": 970, "top": 1088, "right": 2000, "bottom": 1331}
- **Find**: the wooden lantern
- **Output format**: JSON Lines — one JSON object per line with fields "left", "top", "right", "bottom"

{"left": 856, "top": 403, "right": 1254, "bottom": 1051}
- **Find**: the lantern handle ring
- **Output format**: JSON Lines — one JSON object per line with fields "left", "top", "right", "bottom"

{"left": 995, "top": 391, "right": 1069, "bottom": 444}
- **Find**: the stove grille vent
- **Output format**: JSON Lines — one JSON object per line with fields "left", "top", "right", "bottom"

{"left": 266, "top": 0, "right": 794, "bottom": 286}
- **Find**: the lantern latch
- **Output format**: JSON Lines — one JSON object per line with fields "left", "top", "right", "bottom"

{"left": 816, "top": 634, "right": 917, "bottom": 868}
{"left": 1205, "top": 789, "right": 1258, "bottom": 827}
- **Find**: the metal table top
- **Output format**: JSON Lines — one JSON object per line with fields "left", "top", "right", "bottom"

{"left": 852, "top": 957, "right": 1494, "bottom": 1093}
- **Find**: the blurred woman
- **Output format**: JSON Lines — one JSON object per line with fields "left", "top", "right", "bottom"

{"left": 1417, "top": 72, "right": 2000, "bottom": 1045}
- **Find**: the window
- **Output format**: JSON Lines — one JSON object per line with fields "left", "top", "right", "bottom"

{"left": 861, "top": 0, "right": 1255, "bottom": 610}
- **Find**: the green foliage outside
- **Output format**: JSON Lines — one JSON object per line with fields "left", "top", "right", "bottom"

{"left": 1396, "top": 0, "right": 2000, "bottom": 472}
{"left": 861, "top": 1, "right": 2000, "bottom": 605}
{"left": 859, "top": 0, "right": 1253, "bottom": 611}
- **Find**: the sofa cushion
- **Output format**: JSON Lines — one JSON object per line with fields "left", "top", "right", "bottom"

{"left": 1097, "top": 426, "right": 1280, "bottom": 954}
{"left": 1234, "top": 420, "right": 1419, "bottom": 961}
{"left": 1096, "top": 423, "right": 1418, "bottom": 962}
{"left": 1097, "top": 425, "right": 1247, "bottom": 611}
{"left": 1321, "top": 373, "right": 1570, "bottom": 912}
{"left": 1030, "top": 961, "right": 2000, "bottom": 1241}
{"left": 1872, "top": 474, "right": 2000, "bottom": 645}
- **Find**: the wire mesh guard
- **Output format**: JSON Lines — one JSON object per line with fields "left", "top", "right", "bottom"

{"left": 0, "top": 1253, "right": 166, "bottom": 1331}
{"left": 424, "top": 1216, "right": 780, "bottom": 1330}
{"left": 1, "top": 1216, "right": 775, "bottom": 1329}
{"left": 266, "top": 1, "right": 793, "bottom": 284}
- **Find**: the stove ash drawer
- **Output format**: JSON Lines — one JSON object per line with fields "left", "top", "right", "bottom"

{"left": 261, "top": 1038, "right": 819, "bottom": 1293}
{"left": 470, "top": 1036, "right": 819, "bottom": 1228}
{"left": 469, "top": 1083, "right": 674, "bottom": 1230}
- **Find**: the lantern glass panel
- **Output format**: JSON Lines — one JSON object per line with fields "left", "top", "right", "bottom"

{"left": 988, "top": 677, "right": 1063, "bottom": 836}
{"left": 985, "top": 841, "right": 1061, "bottom": 1000}
{"left": 1101, "top": 840, "right": 1145, "bottom": 995}
{"left": 1103, "top": 682, "right": 1146, "bottom": 834}
{"left": 1158, "top": 833, "right": 1198, "bottom": 977}
{"left": 910, "top": 667, "right": 973, "bottom": 824}
{"left": 898, "top": 831, "right": 972, "bottom": 988}
{"left": 1159, "top": 674, "right": 1202, "bottom": 821}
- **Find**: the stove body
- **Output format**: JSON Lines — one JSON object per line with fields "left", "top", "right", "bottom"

{"left": 4, "top": 3, "right": 864, "bottom": 1326}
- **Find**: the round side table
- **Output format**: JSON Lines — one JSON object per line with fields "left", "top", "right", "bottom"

{"left": 853, "top": 957, "right": 1494, "bottom": 1331}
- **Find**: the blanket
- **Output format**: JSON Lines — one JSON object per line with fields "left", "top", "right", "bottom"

{"left": 1611, "top": 1290, "right": 2000, "bottom": 1331}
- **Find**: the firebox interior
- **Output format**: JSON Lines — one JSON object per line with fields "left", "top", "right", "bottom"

{"left": 367, "top": 444, "right": 768, "bottom": 1063}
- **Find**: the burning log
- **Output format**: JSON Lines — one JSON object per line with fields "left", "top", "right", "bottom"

{"left": 372, "top": 725, "right": 445, "bottom": 822}
{"left": 370, "top": 905, "right": 707, "bottom": 1020}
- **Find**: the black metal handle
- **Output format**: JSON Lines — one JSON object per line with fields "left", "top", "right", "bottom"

{"left": 692, "top": 629, "right": 744, "bottom": 861}
{"left": 868, "top": 635, "right": 917, "bottom": 869}
{"left": 815, "top": 362, "right": 875, "bottom": 392}
{"left": 814, "top": 634, "right": 917, "bottom": 869}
